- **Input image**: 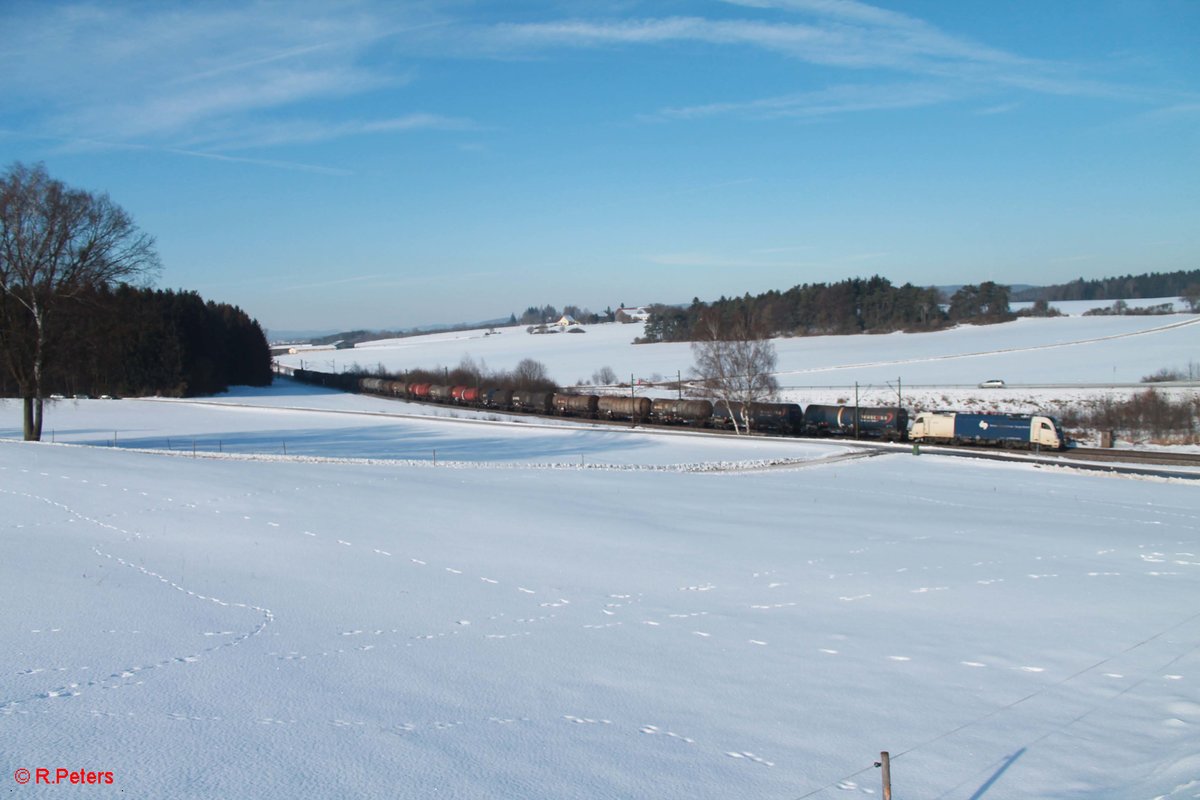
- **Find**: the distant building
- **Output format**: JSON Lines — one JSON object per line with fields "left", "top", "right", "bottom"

{"left": 616, "top": 306, "right": 650, "bottom": 322}
{"left": 555, "top": 314, "right": 579, "bottom": 328}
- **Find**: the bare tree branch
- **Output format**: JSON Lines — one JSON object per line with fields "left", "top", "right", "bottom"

{"left": 0, "top": 162, "right": 160, "bottom": 439}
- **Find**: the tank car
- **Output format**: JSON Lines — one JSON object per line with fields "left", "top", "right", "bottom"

{"left": 428, "top": 384, "right": 454, "bottom": 402}
{"left": 803, "top": 404, "right": 908, "bottom": 441}
{"left": 482, "top": 388, "right": 513, "bottom": 410}
{"left": 597, "top": 396, "right": 652, "bottom": 422}
{"left": 451, "top": 386, "right": 480, "bottom": 404}
{"left": 553, "top": 394, "right": 600, "bottom": 417}
{"left": 512, "top": 390, "right": 553, "bottom": 414}
{"left": 711, "top": 401, "right": 803, "bottom": 435}
{"left": 650, "top": 398, "right": 714, "bottom": 426}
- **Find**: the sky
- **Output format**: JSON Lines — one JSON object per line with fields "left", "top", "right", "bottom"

{"left": 1, "top": 0, "right": 1197, "bottom": 334}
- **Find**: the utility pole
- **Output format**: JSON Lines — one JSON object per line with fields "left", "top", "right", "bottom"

{"left": 854, "top": 381, "right": 860, "bottom": 439}
{"left": 677, "top": 370, "right": 682, "bottom": 400}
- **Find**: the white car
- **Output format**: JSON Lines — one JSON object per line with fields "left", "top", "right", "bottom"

{"left": 977, "top": 379, "right": 1006, "bottom": 389}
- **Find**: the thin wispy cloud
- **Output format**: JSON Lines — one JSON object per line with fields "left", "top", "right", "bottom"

{"left": 176, "top": 113, "right": 478, "bottom": 152}
{"left": 27, "top": 134, "right": 352, "bottom": 176}
{"left": 1, "top": 3, "right": 453, "bottom": 154}
{"left": 653, "top": 82, "right": 954, "bottom": 122}
{"left": 0, "top": 0, "right": 1186, "bottom": 163}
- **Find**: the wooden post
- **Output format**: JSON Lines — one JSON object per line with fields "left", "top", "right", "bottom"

{"left": 879, "top": 751, "right": 891, "bottom": 800}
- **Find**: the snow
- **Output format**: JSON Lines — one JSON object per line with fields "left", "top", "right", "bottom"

{"left": 277, "top": 312, "right": 1200, "bottom": 389}
{"left": 4, "top": 312, "right": 1200, "bottom": 799}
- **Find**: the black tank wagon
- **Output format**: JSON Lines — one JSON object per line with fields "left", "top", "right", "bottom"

{"left": 803, "top": 404, "right": 908, "bottom": 441}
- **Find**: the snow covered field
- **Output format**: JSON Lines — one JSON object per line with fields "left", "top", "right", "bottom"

{"left": 276, "top": 305, "right": 1199, "bottom": 392}
{"left": 4, "top": 311, "right": 1200, "bottom": 799}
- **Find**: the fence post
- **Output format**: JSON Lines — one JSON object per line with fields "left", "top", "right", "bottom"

{"left": 876, "top": 751, "right": 891, "bottom": 800}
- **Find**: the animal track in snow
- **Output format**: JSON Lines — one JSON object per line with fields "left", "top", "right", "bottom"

{"left": 640, "top": 724, "right": 694, "bottom": 743}
{"left": 726, "top": 751, "right": 774, "bottom": 767}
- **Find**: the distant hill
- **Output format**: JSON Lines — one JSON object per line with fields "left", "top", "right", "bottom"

{"left": 1012, "top": 269, "right": 1200, "bottom": 302}
{"left": 267, "top": 328, "right": 341, "bottom": 344}
{"left": 307, "top": 318, "right": 514, "bottom": 347}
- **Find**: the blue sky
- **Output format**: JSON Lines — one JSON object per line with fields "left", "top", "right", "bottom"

{"left": 2, "top": 0, "right": 1197, "bottom": 333}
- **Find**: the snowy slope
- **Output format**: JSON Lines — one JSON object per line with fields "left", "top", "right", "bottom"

{"left": 2, "top": 392, "right": 1199, "bottom": 799}
{"left": 276, "top": 313, "right": 1200, "bottom": 389}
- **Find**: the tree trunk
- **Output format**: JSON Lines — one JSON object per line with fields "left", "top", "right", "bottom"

{"left": 33, "top": 396, "right": 44, "bottom": 441}
{"left": 30, "top": 306, "right": 45, "bottom": 441}
{"left": 22, "top": 395, "right": 37, "bottom": 441}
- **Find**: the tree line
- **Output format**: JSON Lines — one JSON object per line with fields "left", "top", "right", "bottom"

{"left": 1012, "top": 269, "right": 1200, "bottom": 302}
{"left": 639, "top": 277, "right": 1012, "bottom": 343}
{"left": 0, "top": 284, "right": 271, "bottom": 400}
{"left": 1, "top": 162, "right": 270, "bottom": 439}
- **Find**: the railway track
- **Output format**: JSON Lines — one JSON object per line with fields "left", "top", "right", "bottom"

{"left": 1061, "top": 447, "right": 1200, "bottom": 468}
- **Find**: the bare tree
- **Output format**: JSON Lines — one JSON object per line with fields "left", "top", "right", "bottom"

{"left": 512, "top": 358, "right": 550, "bottom": 389}
{"left": 0, "top": 163, "right": 160, "bottom": 440}
{"left": 592, "top": 365, "right": 618, "bottom": 385}
{"left": 688, "top": 308, "right": 779, "bottom": 434}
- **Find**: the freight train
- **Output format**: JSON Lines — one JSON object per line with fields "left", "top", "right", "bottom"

{"left": 288, "top": 367, "right": 1067, "bottom": 450}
